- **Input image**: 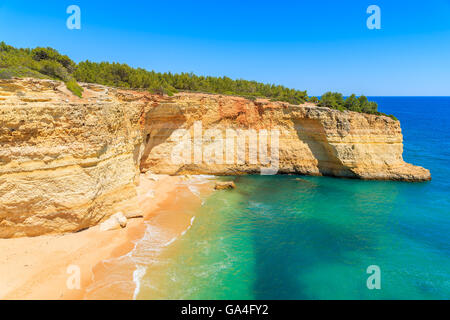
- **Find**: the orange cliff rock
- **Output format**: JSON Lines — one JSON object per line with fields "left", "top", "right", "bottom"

{"left": 0, "top": 78, "right": 430, "bottom": 238}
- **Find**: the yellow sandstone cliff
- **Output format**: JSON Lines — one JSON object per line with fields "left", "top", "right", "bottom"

{"left": 0, "top": 78, "right": 430, "bottom": 238}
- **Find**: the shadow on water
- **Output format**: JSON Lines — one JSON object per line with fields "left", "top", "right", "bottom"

{"left": 251, "top": 217, "right": 377, "bottom": 299}
{"left": 242, "top": 175, "right": 398, "bottom": 299}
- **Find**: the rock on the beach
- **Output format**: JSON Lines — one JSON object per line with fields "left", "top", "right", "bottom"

{"left": 214, "top": 181, "right": 236, "bottom": 190}
{"left": 145, "top": 190, "right": 155, "bottom": 198}
{"left": 99, "top": 212, "right": 127, "bottom": 231}
{"left": 145, "top": 171, "right": 159, "bottom": 181}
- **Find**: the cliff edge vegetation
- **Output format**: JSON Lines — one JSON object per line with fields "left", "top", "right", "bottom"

{"left": 0, "top": 42, "right": 396, "bottom": 119}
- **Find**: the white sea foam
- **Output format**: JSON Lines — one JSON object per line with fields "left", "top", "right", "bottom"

{"left": 181, "top": 216, "right": 196, "bottom": 236}
{"left": 188, "top": 185, "right": 200, "bottom": 197}
{"left": 86, "top": 177, "right": 207, "bottom": 299}
{"left": 163, "top": 237, "right": 178, "bottom": 247}
{"left": 132, "top": 265, "right": 147, "bottom": 300}
{"left": 181, "top": 174, "right": 216, "bottom": 185}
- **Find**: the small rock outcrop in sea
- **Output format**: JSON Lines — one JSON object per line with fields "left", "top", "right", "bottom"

{"left": 0, "top": 78, "right": 431, "bottom": 238}
{"left": 214, "top": 181, "right": 236, "bottom": 190}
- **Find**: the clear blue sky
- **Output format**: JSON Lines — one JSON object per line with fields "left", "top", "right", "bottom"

{"left": 1, "top": 0, "right": 449, "bottom": 96}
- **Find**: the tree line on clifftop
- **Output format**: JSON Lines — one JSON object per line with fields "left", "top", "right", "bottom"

{"left": 0, "top": 42, "right": 397, "bottom": 120}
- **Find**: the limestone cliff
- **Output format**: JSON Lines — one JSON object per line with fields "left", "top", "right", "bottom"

{"left": 0, "top": 79, "right": 430, "bottom": 237}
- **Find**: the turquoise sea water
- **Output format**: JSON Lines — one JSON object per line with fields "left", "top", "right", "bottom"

{"left": 139, "top": 97, "right": 450, "bottom": 300}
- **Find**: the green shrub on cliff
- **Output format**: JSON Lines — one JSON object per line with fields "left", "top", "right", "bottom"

{"left": 65, "top": 78, "right": 83, "bottom": 98}
{"left": 308, "top": 96, "right": 319, "bottom": 103}
{"left": 0, "top": 42, "right": 75, "bottom": 81}
{"left": 0, "top": 66, "right": 49, "bottom": 79}
{"left": 73, "top": 61, "right": 309, "bottom": 104}
{"left": 387, "top": 114, "right": 398, "bottom": 121}
{"left": 316, "top": 92, "right": 390, "bottom": 117}
{"left": 0, "top": 42, "right": 83, "bottom": 97}
{"left": 0, "top": 42, "right": 393, "bottom": 117}
{"left": 318, "top": 92, "right": 345, "bottom": 109}
{"left": 344, "top": 94, "right": 361, "bottom": 112}
{"left": 31, "top": 47, "right": 76, "bottom": 74}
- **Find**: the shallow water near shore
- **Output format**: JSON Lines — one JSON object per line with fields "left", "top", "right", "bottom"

{"left": 136, "top": 97, "right": 450, "bottom": 299}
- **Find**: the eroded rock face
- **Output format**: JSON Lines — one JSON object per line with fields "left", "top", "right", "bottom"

{"left": 0, "top": 79, "right": 430, "bottom": 237}
{"left": 0, "top": 79, "right": 147, "bottom": 237}
{"left": 140, "top": 92, "right": 431, "bottom": 181}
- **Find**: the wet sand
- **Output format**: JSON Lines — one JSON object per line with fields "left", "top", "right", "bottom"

{"left": 0, "top": 174, "right": 214, "bottom": 300}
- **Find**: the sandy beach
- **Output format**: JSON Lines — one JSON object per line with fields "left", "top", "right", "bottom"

{"left": 0, "top": 174, "right": 215, "bottom": 300}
